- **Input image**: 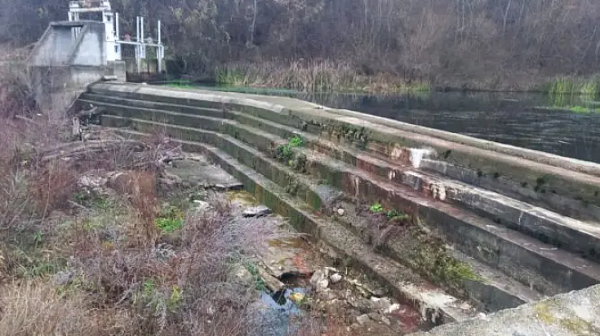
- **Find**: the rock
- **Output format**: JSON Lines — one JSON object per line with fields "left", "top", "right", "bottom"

{"left": 323, "top": 290, "right": 338, "bottom": 301}
{"left": 194, "top": 200, "right": 211, "bottom": 211}
{"left": 243, "top": 205, "right": 272, "bottom": 218}
{"left": 371, "top": 297, "right": 393, "bottom": 312}
{"left": 381, "top": 316, "right": 391, "bottom": 326}
{"left": 356, "top": 314, "right": 371, "bottom": 326}
{"left": 336, "top": 208, "right": 345, "bottom": 216}
{"left": 256, "top": 265, "right": 285, "bottom": 292}
{"left": 348, "top": 297, "right": 375, "bottom": 313}
{"left": 310, "top": 269, "right": 329, "bottom": 293}
{"left": 154, "top": 243, "right": 176, "bottom": 259}
{"left": 330, "top": 273, "right": 343, "bottom": 284}
{"left": 385, "top": 303, "right": 401, "bottom": 314}
{"left": 233, "top": 265, "right": 254, "bottom": 286}
{"left": 54, "top": 270, "right": 75, "bottom": 285}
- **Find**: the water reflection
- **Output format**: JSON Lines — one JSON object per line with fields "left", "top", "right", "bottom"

{"left": 194, "top": 86, "right": 600, "bottom": 164}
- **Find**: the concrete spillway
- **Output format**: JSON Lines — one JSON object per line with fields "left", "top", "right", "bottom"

{"left": 75, "top": 82, "right": 600, "bottom": 333}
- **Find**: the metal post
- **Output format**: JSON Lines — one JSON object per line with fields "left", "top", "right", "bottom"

{"left": 141, "top": 17, "right": 144, "bottom": 42}
{"left": 115, "top": 12, "right": 119, "bottom": 39}
{"left": 157, "top": 20, "right": 162, "bottom": 72}
{"left": 136, "top": 16, "right": 140, "bottom": 42}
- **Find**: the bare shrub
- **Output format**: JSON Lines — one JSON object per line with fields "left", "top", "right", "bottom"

{"left": 0, "top": 70, "right": 36, "bottom": 119}
{"left": 0, "top": 281, "right": 104, "bottom": 336}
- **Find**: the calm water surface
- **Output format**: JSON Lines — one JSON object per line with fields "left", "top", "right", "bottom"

{"left": 194, "top": 86, "right": 600, "bottom": 164}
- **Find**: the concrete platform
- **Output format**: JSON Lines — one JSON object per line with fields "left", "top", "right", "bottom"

{"left": 409, "top": 284, "right": 600, "bottom": 336}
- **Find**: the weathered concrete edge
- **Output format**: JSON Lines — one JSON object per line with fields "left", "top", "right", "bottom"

{"left": 79, "top": 93, "right": 600, "bottom": 223}
{"left": 86, "top": 83, "right": 600, "bottom": 210}
{"left": 88, "top": 82, "right": 600, "bottom": 178}
{"left": 331, "top": 107, "right": 600, "bottom": 177}
{"left": 408, "top": 284, "right": 600, "bottom": 336}
{"left": 92, "top": 103, "right": 600, "bottom": 266}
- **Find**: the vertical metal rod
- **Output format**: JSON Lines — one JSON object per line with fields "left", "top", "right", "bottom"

{"left": 115, "top": 12, "right": 120, "bottom": 39}
{"left": 157, "top": 19, "right": 162, "bottom": 73}
{"left": 141, "top": 17, "right": 144, "bottom": 42}
{"left": 136, "top": 16, "right": 141, "bottom": 73}
{"left": 158, "top": 20, "right": 161, "bottom": 44}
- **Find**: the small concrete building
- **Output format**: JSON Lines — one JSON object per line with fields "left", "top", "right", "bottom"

{"left": 27, "top": 0, "right": 163, "bottom": 115}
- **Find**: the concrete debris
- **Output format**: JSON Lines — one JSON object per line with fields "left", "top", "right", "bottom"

{"left": 371, "top": 297, "right": 394, "bottom": 312}
{"left": 243, "top": 205, "right": 273, "bottom": 218}
{"left": 337, "top": 208, "right": 345, "bottom": 216}
{"left": 385, "top": 303, "right": 401, "bottom": 314}
{"left": 78, "top": 174, "right": 107, "bottom": 192}
{"left": 193, "top": 200, "right": 211, "bottom": 211}
{"left": 257, "top": 265, "right": 285, "bottom": 292}
{"left": 154, "top": 243, "right": 176, "bottom": 259}
{"left": 330, "top": 273, "right": 343, "bottom": 284}
{"left": 356, "top": 314, "right": 371, "bottom": 326}
{"left": 310, "top": 269, "right": 330, "bottom": 293}
{"left": 347, "top": 278, "right": 386, "bottom": 297}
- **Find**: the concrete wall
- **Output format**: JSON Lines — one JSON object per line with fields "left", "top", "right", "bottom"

{"left": 70, "top": 24, "right": 105, "bottom": 66}
{"left": 27, "top": 21, "right": 124, "bottom": 114}
{"left": 29, "top": 65, "right": 110, "bottom": 117}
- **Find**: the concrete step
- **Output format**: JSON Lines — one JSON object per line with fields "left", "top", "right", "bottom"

{"left": 105, "top": 126, "right": 480, "bottom": 326}
{"left": 99, "top": 114, "right": 537, "bottom": 312}
{"left": 83, "top": 85, "right": 600, "bottom": 225}
{"left": 79, "top": 93, "right": 600, "bottom": 225}
{"left": 331, "top": 200, "right": 546, "bottom": 313}
{"left": 409, "top": 283, "right": 600, "bottom": 336}
{"left": 99, "top": 114, "right": 600, "bottom": 299}
{"left": 88, "top": 98, "right": 600, "bottom": 263}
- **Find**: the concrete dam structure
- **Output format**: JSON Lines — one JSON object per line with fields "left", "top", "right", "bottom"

{"left": 75, "top": 82, "right": 600, "bottom": 334}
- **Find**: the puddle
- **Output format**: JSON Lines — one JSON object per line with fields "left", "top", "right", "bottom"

{"left": 256, "top": 288, "right": 306, "bottom": 336}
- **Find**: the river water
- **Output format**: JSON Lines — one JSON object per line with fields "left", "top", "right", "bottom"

{"left": 192, "top": 86, "right": 600, "bottom": 164}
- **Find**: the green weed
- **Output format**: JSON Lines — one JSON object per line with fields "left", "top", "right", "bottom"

{"left": 155, "top": 205, "right": 184, "bottom": 233}
{"left": 386, "top": 210, "right": 410, "bottom": 222}
{"left": 568, "top": 105, "right": 600, "bottom": 114}
{"left": 165, "top": 80, "right": 194, "bottom": 89}
{"left": 156, "top": 218, "right": 183, "bottom": 233}
{"left": 244, "top": 262, "right": 266, "bottom": 291}
{"left": 369, "top": 203, "right": 383, "bottom": 213}
{"left": 289, "top": 135, "right": 304, "bottom": 147}
{"left": 276, "top": 135, "right": 305, "bottom": 165}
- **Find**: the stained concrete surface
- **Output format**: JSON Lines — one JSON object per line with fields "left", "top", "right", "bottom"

{"left": 165, "top": 155, "right": 243, "bottom": 190}
{"left": 409, "top": 284, "right": 600, "bottom": 336}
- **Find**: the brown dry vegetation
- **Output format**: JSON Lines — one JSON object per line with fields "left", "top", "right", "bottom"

{"left": 3, "top": 0, "right": 600, "bottom": 91}
{"left": 0, "top": 71, "right": 356, "bottom": 335}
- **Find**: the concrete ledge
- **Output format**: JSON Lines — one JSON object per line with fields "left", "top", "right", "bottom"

{"left": 84, "top": 84, "right": 600, "bottom": 213}
{"left": 409, "top": 284, "right": 600, "bottom": 336}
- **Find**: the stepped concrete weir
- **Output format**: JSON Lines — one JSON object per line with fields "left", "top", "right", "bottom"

{"left": 75, "top": 82, "right": 600, "bottom": 333}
